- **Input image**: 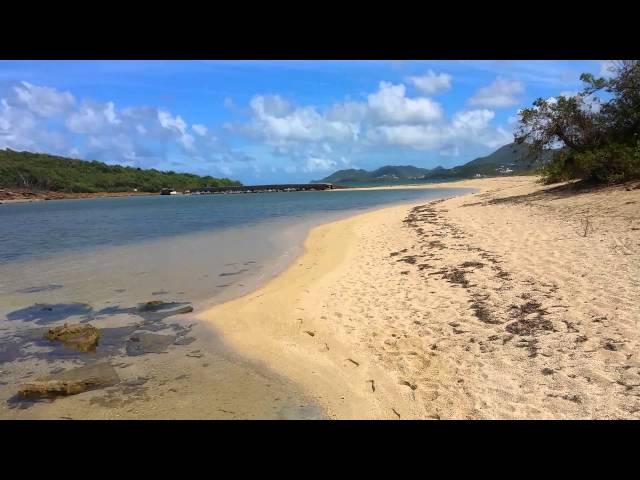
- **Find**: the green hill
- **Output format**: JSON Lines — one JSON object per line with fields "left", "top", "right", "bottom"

{"left": 443, "top": 143, "right": 555, "bottom": 178}
{"left": 313, "top": 143, "right": 557, "bottom": 185}
{"left": 0, "top": 149, "right": 241, "bottom": 193}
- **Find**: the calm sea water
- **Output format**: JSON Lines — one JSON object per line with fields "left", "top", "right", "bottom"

{"left": 0, "top": 187, "right": 471, "bottom": 320}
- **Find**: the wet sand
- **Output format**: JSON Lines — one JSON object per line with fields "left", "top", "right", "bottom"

{"left": 0, "top": 302, "right": 325, "bottom": 419}
{"left": 199, "top": 176, "right": 640, "bottom": 419}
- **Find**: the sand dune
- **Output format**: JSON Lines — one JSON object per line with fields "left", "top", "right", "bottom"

{"left": 200, "top": 176, "right": 640, "bottom": 419}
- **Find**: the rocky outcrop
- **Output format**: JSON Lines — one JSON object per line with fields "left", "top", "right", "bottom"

{"left": 18, "top": 362, "right": 119, "bottom": 399}
{"left": 45, "top": 323, "right": 100, "bottom": 352}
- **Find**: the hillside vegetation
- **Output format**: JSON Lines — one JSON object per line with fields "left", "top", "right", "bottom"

{"left": 0, "top": 149, "right": 241, "bottom": 193}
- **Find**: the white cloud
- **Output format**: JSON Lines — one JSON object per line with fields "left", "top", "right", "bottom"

{"left": 1, "top": 80, "right": 252, "bottom": 173}
{"left": 368, "top": 124, "right": 444, "bottom": 150}
{"left": 104, "top": 102, "right": 121, "bottom": 125}
{"left": 326, "top": 101, "right": 368, "bottom": 122}
{"left": 367, "top": 108, "right": 510, "bottom": 151}
{"left": 406, "top": 70, "right": 452, "bottom": 95}
{"left": 303, "top": 156, "right": 337, "bottom": 173}
{"left": 12, "top": 81, "right": 75, "bottom": 117}
{"left": 66, "top": 101, "right": 123, "bottom": 134}
{"left": 367, "top": 82, "right": 443, "bottom": 124}
{"left": 158, "top": 110, "right": 200, "bottom": 151}
{"left": 247, "top": 94, "right": 359, "bottom": 145}
{"left": 158, "top": 110, "right": 187, "bottom": 135}
{"left": 451, "top": 109, "right": 494, "bottom": 131}
{"left": 0, "top": 97, "right": 59, "bottom": 152}
{"left": 251, "top": 95, "right": 292, "bottom": 118}
{"left": 192, "top": 124, "right": 208, "bottom": 136}
{"left": 469, "top": 77, "right": 524, "bottom": 108}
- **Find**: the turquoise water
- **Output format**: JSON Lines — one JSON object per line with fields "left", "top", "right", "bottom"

{"left": 0, "top": 188, "right": 469, "bottom": 263}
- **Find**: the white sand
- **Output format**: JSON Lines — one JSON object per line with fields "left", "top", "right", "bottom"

{"left": 200, "top": 176, "right": 640, "bottom": 419}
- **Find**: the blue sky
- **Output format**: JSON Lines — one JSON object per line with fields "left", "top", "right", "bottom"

{"left": 0, "top": 60, "right": 611, "bottom": 183}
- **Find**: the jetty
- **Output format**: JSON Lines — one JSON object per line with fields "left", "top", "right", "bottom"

{"left": 187, "top": 183, "right": 335, "bottom": 195}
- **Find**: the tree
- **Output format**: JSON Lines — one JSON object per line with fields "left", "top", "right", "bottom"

{"left": 515, "top": 60, "right": 640, "bottom": 183}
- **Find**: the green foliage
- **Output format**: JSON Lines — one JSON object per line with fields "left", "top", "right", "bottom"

{"left": 516, "top": 60, "right": 640, "bottom": 184}
{"left": 0, "top": 150, "right": 242, "bottom": 192}
{"left": 542, "top": 141, "right": 640, "bottom": 184}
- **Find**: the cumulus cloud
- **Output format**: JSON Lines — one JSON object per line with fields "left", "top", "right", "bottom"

{"left": 367, "top": 82, "right": 443, "bottom": 124}
{"left": 67, "top": 101, "right": 122, "bottom": 134}
{"left": 0, "top": 97, "right": 67, "bottom": 153}
{"left": 158, "top": 110, "right": 188, "bottom": 135}
{"left": 451, "top": 109, "right": 494, "bottom": 131}
{"left": 233, "top": 77, "right": 514, "bottom": 174}
{"left": 406, "top": 70, "right": 452, "bottom": 95}
{"left": 247, "top": 94, "right": 360, "bottom": 145}
{"left": 326, "top": 101, "right": 368, "bottom": 123}
{"left": 367, "top": 108, "right": 509, "bottom": 151}
{"left": 367, "top": 124, "right": 444, "bottom": 149}
{"left": 0, "top": 80, "right": 253, "bottom": 174}
{"left": 469, "top": 77, "right": 524, "bottom": 108}
{"left": 12, "top": 81, "right": 75, "bottom": 117}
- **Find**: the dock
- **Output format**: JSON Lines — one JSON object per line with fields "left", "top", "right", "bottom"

{"left": 186, "top": 183, "right": 335, "bottom": 194}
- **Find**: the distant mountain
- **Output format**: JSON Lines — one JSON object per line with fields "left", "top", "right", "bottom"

{"left": 313, "top": 143, "right": 557, "bottom": 185}
{"left": 319, "top": 165, "right": 434, "bottom": 184}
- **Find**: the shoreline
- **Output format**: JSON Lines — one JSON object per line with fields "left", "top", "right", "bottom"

{"left": 2, "top": 175, "right": 638, "bottom": 418}
{"left": 0, "top": 177, "right": 491, "bottom": 204}
{"left": 0, "top": 184, "right": 472, "bottom": 419}
{"left": 197, "top": 181, "right": 488, "bottom": 419}
{"left": 198, "top": 175, "right": 640, "bottom": 419}
{"left": 0, "top": 189, "right": 156, "bottom": 204}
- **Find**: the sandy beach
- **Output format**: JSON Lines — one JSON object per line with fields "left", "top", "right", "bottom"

{"left": 3, "top": 175, "right": 639, "bottom": 419}
{"left": 199, "top": 176, "right": 640, "bottom": 419}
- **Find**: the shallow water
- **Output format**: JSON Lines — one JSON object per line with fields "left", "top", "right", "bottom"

{"left": 0, "top": 187, "right": 471, "bottom": 418}
{"left": 0, "top": 188, "right": 471, "bottom": 314}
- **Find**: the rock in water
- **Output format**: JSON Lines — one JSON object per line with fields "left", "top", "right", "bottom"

{"left": 126, "top": 332, "right": 176, "bottom": 356}
{"left": 136, "top": 301, "right": 194, "bottom": 321}
{"left": 138, "top": 300, "right": 165, "bottom": 312}
{"left": 45, "top": 323, "right": 100, "bottom": 352}
{"left": 18, "top": 362, "right": 119, "bottom": 399}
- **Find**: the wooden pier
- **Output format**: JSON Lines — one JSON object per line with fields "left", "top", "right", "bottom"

{"left": 187, "top": 183, "right": 335, "bottom": 194}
